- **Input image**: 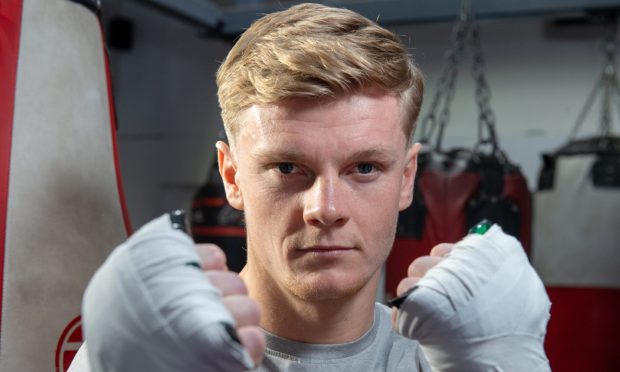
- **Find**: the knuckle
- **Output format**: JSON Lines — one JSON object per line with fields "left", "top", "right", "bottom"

{"left": 407, "top": 256, "right": 429, "bottom": 276}
{"left": 407, "top": 256, "right": 442, "bottom": 277}
{"left": 430, "top": 243, "right": 454, "bottom": 257}
{"left": 196, "top": 243, "right": 223, "bottom": 253}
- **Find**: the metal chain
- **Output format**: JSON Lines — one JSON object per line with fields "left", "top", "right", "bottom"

{"left": 600, "top": 23, "right": 617, "bottom": 137}
{"left": 420, "top": 0, "right": 500, "bottom": 153}
{"left": 470, "top": 12, "right": 499, "bottom": 152}
{"left": 419, "top": 1, "right": 471, "bottom": 149}
{"left": 569, "top": 17, "right": 619, "bottom": 141}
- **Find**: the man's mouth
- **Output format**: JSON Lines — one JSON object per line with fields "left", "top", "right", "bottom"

{"left": 296, "top": 246, "right": 356, "bottom": 254}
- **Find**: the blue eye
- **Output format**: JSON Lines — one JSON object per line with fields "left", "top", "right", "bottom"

{"left": 357, "top": 163, "right": 375, "bottom": 174}
{"left": 278, "top": 163, "right": 296, "bottom": 174}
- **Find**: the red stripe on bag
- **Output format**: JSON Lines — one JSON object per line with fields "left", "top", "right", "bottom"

{"left": 98, "top": 21, "right": 132, "bottom": 235}
{"left": 191, "top": 226, "right": 246, "bottom": 237}
{"left": 192, "top": 197, "right": 228, "bottom": 208}
{"left": 0, "top": 0, "right": 24, "bottom": 336}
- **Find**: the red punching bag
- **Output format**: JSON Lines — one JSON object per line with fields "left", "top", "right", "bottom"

{"left": 386, "top": 4, "right": 531, "bottom": 297}
{"left": 0, "top": 0, "right": 130, "bottom": 371}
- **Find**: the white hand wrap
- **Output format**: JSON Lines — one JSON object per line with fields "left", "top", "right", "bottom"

{"left": 82, "top": 214, "right": 254, "bottom": 372}
{"left": 396, "top": 225, "right": 551, "bottom": 371}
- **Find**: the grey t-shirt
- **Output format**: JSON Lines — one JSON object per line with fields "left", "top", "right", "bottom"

{"left": 254, "top": 303, "right": 431, "bottom": 371}
{"left": 70, "top": 303, "right": 431, "bottom": 372}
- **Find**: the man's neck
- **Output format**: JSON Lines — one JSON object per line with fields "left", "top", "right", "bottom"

{"left": 240, "top": 265, "right": 379, "bottom": 344}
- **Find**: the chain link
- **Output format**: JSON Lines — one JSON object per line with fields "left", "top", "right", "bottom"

{"left": 420, "top": 2, "right": 470, "bottom": 147}
{"left": 569, "top": 16, "right": 619, "bottom": 142}
{"left": 601, "top": 21, "right": 617, "bottom": 137}
{"left": 470, "top": 13, "right": 499, "bottom": 152}
{"left": 420, "top": 0, "right": 499, "bottom": 152}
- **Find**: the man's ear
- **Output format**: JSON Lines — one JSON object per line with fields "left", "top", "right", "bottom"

{"left": 398, "top": 142, "right": 420, "bottom": 211}
{"left": 216, "top": 141, "right": 244, "bottom": 210}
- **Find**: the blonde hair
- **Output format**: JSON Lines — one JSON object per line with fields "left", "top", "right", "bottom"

{"left": 216, "top": 2, "right": 424, "bottom": 144}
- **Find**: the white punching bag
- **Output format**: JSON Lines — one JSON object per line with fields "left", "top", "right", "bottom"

{"left": 533, "top": 139, "right": 620, "bottom": 372}
{"left": 0, "top": 0, "right": 131, "bottom": 371}
{"left": 533, "top": 31, "right": 620, "bottom": 370}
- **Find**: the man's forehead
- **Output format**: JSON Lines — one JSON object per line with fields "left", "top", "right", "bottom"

{"left": 233, "top": 114, "right": 406, "bottom": 163}
{"left": 235, "top": 104, "right": 322, "bottom": 144}
{"left": 242, "top": 91, "right": 401, "bottom": 127}
{"left": 227, "top": 90, "right": 409, "bottom": 157}
{"left": 249, "top": 97, "right": 347, "bottom": 125}
{"left": 237, "top": 106, "right": 285, "bottom": 139}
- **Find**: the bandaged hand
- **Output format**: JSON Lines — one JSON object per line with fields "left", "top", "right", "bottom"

{"left": 82, "top": 214, "right": 265, "bottom": 372}
{"left": 392, "top": 225, "right": 551, "bottom": 371}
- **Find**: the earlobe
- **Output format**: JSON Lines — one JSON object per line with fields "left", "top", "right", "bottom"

{"left": 398, "top": 142, "right": 420, "bottom": 211}
{"left": 216, "top": 141, "right": 244, "bottom": 210}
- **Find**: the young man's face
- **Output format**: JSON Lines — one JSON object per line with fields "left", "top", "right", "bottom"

{"left": 219, "top": 89, "right": 418, "bottom": 301}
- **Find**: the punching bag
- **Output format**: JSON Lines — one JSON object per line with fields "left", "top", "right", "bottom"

{"left": 191, "top": 155, "right": 246, "bottom": 273}
{"left": 533, "top": 26, "right": 620, "bottom": 371}
{"left": 534, "top": 138, "right": 620, "bottom": 371}
{"left": 385, "top": 3, "right": 531, "bottom": 297}
{"left": 387, "top": 147, "right": 531, "bottom": 297}
{"left": 0, "top": 0, "right": 130, "bottom": 371}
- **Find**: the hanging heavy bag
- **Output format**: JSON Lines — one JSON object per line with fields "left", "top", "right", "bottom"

{"left": 386, "top": 4, "right": 531, "bottom": 298}
{"left": 533, "top": 23, "right": 620, "bottom": 372}
{"left": 191, "top": 153, "right": 246, "bottom": 273}
{"left": 0, "top": 1, "right": 131, "bottom": 371}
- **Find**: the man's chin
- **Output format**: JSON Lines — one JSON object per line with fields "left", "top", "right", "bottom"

{"left": 286, "top": 273, "right": 368, "bottom": 301}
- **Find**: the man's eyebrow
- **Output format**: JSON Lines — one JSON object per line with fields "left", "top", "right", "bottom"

{"left": 346, "top": 148, "right": 396, "bottom": 163}
{"left": 252, "top": 148, "right": 397, "bottom": 164}
{"left": 252, "top": 149, "right": 306, "bottom": 162}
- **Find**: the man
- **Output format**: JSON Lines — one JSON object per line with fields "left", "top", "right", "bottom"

{"left": 74, "top": 3, "right": 551, "bottom": 371}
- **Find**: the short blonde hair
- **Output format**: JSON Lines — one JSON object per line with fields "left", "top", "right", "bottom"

{"left": 216, "top": 3, "right": 424, "bottom": 144}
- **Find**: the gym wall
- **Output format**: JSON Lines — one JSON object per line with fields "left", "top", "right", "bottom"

{"left": 101, "top": 1, "right": 609, "bottom": 227}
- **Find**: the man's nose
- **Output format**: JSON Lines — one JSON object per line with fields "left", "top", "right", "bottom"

{"left": 302, "top": 174, "right": 349, "bottom": 228}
